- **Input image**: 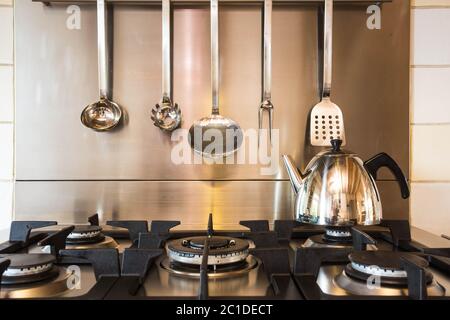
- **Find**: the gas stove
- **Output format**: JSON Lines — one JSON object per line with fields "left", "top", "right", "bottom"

{"left": 0, "top": 214, "right": 449, "bottom": 300}
{"left": 290, "top": 221, "right": 450, "bottom": 300}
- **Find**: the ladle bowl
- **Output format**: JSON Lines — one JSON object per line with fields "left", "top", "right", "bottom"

{"left": 188, "top": 114, "right": 243, "bottom": 158}
{"left": 81, "top": 98, "right": 122, "bottom": 132}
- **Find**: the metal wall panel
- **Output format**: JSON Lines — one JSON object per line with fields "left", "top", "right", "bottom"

{"left": 14, "top": 180, "right": 407, "bottom": 227}
{"left": 14, "top": 181, "right": 293, "bottom": 227}
{"left": 14, "top": 0, "right": 410, "bottom": 223}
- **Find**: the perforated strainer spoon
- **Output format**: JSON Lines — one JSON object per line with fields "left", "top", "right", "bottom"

{"left": 188, "top": 0, "right": 243, "bottom": 157}
{"left": 81, "top": 0, "right": 122, "bottom": 132}
{"left": 310, "top": 0, "right": 346, "bottom": 146}
{"left": 151, "top": 0, "right": 181, "bottom": 132}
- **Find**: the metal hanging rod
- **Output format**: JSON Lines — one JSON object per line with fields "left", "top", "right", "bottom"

{"left": 34, "top": 0, "right": 390, "bottom": 6}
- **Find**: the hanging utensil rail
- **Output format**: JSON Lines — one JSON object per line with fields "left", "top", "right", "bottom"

{"left": 35, "top": 0, "right": 391, "bottom": 6}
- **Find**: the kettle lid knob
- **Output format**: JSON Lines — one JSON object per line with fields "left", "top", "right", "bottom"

{"left": 330, "top": 139, "right": 343, "bottom": 152}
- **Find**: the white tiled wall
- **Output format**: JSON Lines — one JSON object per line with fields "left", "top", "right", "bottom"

{"left": 411, "top": 2, "right": 450, "bottom": 237}
{"left": 0, "top": 0, "right": 14, "bottom": 235}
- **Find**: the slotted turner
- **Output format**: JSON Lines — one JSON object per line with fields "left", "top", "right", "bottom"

{"left": 310, "top": 0, "right": 345, "bottom": 147}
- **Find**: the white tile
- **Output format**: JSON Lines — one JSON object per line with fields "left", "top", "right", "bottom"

{"left": 0, "top": 181, "right": 13, "bottom": 229}
{"left": 411, "top": 67, "right": 450, "bottom": 124}
{"left": 0, "top": 228, "right": 9, "bottom": 242}
{"left": 0, "top": 123, "right": 13, "bottom": 179}
{"left": 0, "top": 65, "right": 14, "bottom": 122}
{"left": 413, "top": 0, "right": 450, "bottom": 6}
{"left": 411, "top": 183, "right": 450, "bottom": 237}
{"left": 0, "top": 6, "right": 14, "bottom": 64}
{"left": 411, "top": 124, "right": 450, "bottom": 181}
{"left": 412, "top": 9, "right": 450, "bottom": 65}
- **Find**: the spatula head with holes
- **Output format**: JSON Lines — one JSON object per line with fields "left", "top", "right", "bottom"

{"left": 310, "top": 98, "right": 346, "bottom": 147}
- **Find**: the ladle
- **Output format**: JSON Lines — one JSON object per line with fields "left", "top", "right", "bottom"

{"left": 81, "top": 0, "right": 122, "bottom": 132}
{"left": 188, "top": 0, "right": 243, "bottom": 157}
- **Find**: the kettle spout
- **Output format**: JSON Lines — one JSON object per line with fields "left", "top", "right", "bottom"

{"left": 282, "top": 155, "right": 303, "bottom": 195}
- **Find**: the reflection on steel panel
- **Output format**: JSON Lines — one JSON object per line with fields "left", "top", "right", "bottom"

{"left": 14, "top": 0, "right": 410, "bottom": 222}
{"left": 14, "top": 180, "right": 408, "bottom": 225}
{"left": 16, "top": 1, "right": 409, "bottom": 180}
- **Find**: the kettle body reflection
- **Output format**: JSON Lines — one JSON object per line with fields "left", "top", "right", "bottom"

{"left": 282, "top": 140, "right": 410, "bottom": 226}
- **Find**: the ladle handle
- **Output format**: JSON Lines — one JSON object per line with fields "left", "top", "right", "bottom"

{"left": 162, "top": 0, "right": 171, "bottom": 100}
{"left": 97, "top": 0, "right": 109, "bottom": 100}
{"left": 263, "top": 0, "right": 272, "bottom": 101}
{"left": 211, "top": 0, "right": 219, "bottom": 115}
{"left": 322, "top": 0, "right": 333, "bottom": 99}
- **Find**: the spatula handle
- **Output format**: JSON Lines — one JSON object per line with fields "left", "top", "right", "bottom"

{"left": 323, "top": 0, "right": 333, "bottom": 99}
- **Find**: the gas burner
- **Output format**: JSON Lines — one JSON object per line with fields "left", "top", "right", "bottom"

{"left": 344, "top": 251, "right": 433, "bottom": 286}
{"left": 323, "top": 226, "right": 353, "bottom": 243}
{"left": 324, "top": 226, "right": 352, "bottom": 240}
{"left": 66, "top": 225, "right": 104, "bottom": 244}
{"left": 0, "top": 254, "right": 58, "bottom": 285}
{"left": 63, "top": 225, "right": 118, "bottom": 250}
{"left": 303, "top": 234, "right": 352, "bottom": 248}
{"left": 167, "top": 236, "right": 250, "bottom": 266}
{"left": 303, "top": 226, "right": 373, "bottom": 248}
{"left": 303, "top": 226, "right": 354, "bottom": 248}
{"left": 161, "top": 255, "right": 258, "bottom": 279}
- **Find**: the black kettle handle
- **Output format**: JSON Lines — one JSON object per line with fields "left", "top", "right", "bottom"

{"left": 364, "top": 153, "right": 410, "bottom": 199}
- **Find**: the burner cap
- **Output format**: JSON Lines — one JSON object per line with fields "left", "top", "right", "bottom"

{"left": 0, "top": 254, "right": 58, "bottom": 285}
{"left": 167, "top": 236, "right": 249, "bottom": 266}
{"left": 66, "top": 225, "right": 104, "bottom": 244}
{"left": 346, "top": 251, "right": 433, "bottom": 286}
{"left": 185, "top": 237, "right": 230, "bottom": 250}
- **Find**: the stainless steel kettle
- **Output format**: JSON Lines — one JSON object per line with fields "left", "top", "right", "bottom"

{"left": 282, "top": 140, "right": 409, "bottom": 226}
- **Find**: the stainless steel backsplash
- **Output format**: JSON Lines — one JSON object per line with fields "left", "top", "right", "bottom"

{"left": 14, "top": 0, "right": 410, "bottom": 227}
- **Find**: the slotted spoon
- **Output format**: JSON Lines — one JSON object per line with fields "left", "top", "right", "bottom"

{"left": 151, "top": 0, "right": 181, "bottom": 132}
{"left": 310, "top": 0, "right": 346, "bottom": 146}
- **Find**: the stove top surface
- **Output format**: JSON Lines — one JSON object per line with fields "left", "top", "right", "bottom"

{"left": 0, "top": 214, "right": 449, "bottom": 300}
